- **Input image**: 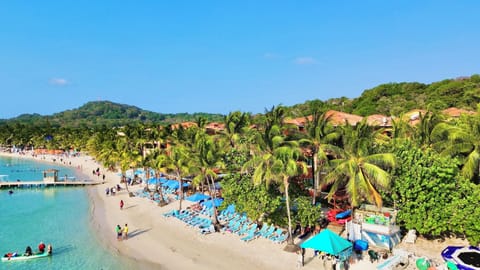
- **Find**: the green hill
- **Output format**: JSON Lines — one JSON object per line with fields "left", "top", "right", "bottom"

{"left": 290, "top": 74, "right": 480, "bottom": 117}
{"left": 0, "top": 101, "right": 224, "bottom": 127}
{"left": 2, "top": 74, "right": 480, "bottom": 127}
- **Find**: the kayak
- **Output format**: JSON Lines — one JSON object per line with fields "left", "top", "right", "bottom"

{"left": 1, "top": 252, "right": 51, "bottom": 262}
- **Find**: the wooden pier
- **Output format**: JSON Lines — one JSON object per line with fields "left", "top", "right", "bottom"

{"left": 0, "top": 180, "right": 104, "bottom": 189}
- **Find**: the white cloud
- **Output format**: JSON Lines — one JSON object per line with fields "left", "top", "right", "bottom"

{"left": 294, "top": 57, "right": 317, "bottom": 65}
{"left": 49, "top": 78, "right": 69, "bottom": 86}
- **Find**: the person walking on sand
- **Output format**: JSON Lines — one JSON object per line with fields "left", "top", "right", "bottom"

{"left": 116, "top": 225, "right": 122, "bottom": 240}
{"left": 123, "top": 224, "right": 128, "bottom": 240}
{"left": 120, "top": 200, "right": 124, "bottom": 210}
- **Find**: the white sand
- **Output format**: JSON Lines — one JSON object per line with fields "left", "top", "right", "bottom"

{"left": 2, "top": 151, "right": 469, "bottom": 270}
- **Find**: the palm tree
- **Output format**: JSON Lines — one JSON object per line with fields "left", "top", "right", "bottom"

{"left": 299, "top": 109, "right": 340, "bottom": 204}
{"left": 222, "top": 111, "right": 251, "bottom": 148}
{"left": 163, "top": 145, "right": 192, "bottom": 210}
{"left": 191, "top": 132, "right": 226, "bottom": 225}
{"left": 431, "top": 113, "right": 480, "bottom": 183}
{"left": 244, "top": 106, "right": 307, "bottom": 247}
{"left": 323, "top": 121, "right": 396, "bottom": 208}
{"left": 255, "top": 145, "right": 307, "bottom": 246}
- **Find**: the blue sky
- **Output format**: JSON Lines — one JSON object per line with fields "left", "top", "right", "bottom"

{"left": 1, "top": 1, "right": 479, "bottom": 119}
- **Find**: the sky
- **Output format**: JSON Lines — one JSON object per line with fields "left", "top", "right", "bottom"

{"left": 1, "top": 1, "right": 479, "bottom": 119}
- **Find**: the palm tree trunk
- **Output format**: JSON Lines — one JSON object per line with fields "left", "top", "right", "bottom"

{"left": 177, "top": 172, "right": 183, "bottom": 211}
{"left": 312, "top": 151, "right": 318, "bottom": 205}
{"left": 284, "top": 177, "right": 294, "bottom": 245}
{"left": 207, "top": 175, "right": 219, "bottom": 225}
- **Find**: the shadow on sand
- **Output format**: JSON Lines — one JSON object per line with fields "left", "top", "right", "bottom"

{"left": 127, "top": 228, "right": 151, "bottom": 239}
{"left": 123, "top": 204, "right": 137, "bottom": 210}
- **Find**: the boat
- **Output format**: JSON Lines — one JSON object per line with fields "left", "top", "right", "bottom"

{"left": 441, "top": 246, "right": 480, "bottom": 270}
{"left": 1, "top": 252, "right": 51, "bottom": 262}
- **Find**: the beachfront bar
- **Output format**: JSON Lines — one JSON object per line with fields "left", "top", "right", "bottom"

{"left": 346, "top": 204, "right": 402, "bottom": 250}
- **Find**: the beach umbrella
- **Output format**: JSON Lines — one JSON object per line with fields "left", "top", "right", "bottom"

{"left": 147, "top": 178, "right": 167, "bottom": 185}
{"left": 165, "top": 180, "right": 179, "bottom": 189}
{"left": 300, "top": 228, "right": 352, "bottom": 261}
{"left": 186, "top": 193, "right": 211, "bottom": 202}
{"left": 202, "top": 198, "right": 224, "bottom": 208}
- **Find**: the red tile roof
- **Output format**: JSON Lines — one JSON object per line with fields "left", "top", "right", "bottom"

{"left": 442, "top": 107, "right": 476, "bottom": 117}
{"left": 365, "top": 114, "right": 392, "bottom": 126}
{"left": 324, "top": 110, "right": 363, "bottom": 126}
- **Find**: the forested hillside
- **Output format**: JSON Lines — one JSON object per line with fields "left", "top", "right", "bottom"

{"left": 290, "top": 74, "right": 480, "bottom": 117}
{"left": 0, "top": 101, "right": 224, "bottom": 127}
{"left": 1, "top": 74, "right": 480, "bottom": 127}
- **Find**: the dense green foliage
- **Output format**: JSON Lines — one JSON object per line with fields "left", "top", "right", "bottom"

{"left": 390, "top": 141, "right": 480, "bottom": 244}
{"left": 293, "top": 196, "right": 323, "bottom": 227}
{"left": 221, "top": 173, "right": 282, "bottom": 223}
{"left": 290, "top": 74, "right": 480, "bottom": 117}
{"left": 2, "top": 74, "right": 480, "bottom": 246}
{"left": 0, "top": 101, "right": 224, "bottom": 127}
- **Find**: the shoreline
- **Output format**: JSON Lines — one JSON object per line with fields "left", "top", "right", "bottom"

{"left": 1, "top": 151, "right": 469, "bottom": 270}
{"left": 0, "top": 152, "right": 298, "bottom": 270}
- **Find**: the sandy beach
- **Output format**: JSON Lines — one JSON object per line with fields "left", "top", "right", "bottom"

{"left": 1, "top": 151, "right": 469, "bottom": 270}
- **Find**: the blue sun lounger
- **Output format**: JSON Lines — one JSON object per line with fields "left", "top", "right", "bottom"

{"left": 241, "top": 226, "right": 259, "bottom": 242}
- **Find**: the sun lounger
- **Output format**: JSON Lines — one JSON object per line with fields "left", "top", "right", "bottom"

{"left": 234, "top": 223, "right": 250, "bottom": 235}
{"left": 239, "top": 223, "right": 257, "bottom": 236}
{"left": 241, "top": 228, "right": 258, "bottom": 242}
{"left": 262, "top": 226, "right": 277, "bottom": 238}
{"left": 268, "top": 228, "right": 284, "bottom": 240}
{"left": 271, "top": 232, "right": 288, "bottom": 243}
{"left": 162, "top": 210, "right": 178, "bottom": 217}
{"left": 253, "top": 224, "right": 269, "bottom": 237}
{"left": 200, "top": 224, "right": 215, "bottom": 234}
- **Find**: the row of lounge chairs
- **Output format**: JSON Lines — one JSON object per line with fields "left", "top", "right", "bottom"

{"left": 218, "top": 209, "right": 288, "bottom": 244}
{"left": 162, "top": 205, "right": 288, "bottom": 244}
{"left": 163, "top": 209, "right": 214, "bottom": 234}
{"left": 134, "top": 190, "right": 170, "bottom": 204}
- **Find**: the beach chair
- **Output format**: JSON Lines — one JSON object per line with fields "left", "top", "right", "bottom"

{"left": 187, "top": 217, "right": 202, "bottom": 226}
{"left": 200, "top": 224, "right": 215, "bottom": 235}
{"left": 240, "top": 223, "right": 257, "bottom": 236}
{"left": 222, "top": 219, "right": 240, "bottom": 233}
{"left": 241, "top": 227, "right": 259, "bottom": 242}
{"left": 262, "top": 226, "right": 277, "bottom": 238}
{"left": 272, "top": 232, "right": 288, "bottom": 243}
{"left": 195, "top": 219, "right": 211, "bottom": 229}
{"left": 268, "top": 228, "right": 284, "bottom": 240}
{"left": 234, "top": 223, "right": 250, "bottom": 235}
{"left": 253, "top": 224, "right": 269, "bottom": 237}
{"left": 228, "top": 221, "right": 243, "bottom": 233}
{"left": 162, "top": 210, "right": 177, "bottom": 217}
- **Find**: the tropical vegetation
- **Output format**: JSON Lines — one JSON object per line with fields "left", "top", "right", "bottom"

{"left": 1, "top": 75, "right": 480, "bottom": 246}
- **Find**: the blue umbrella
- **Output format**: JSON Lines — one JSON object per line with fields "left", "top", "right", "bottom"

{"left": 186, "top": 193, "right": 211, "bottom": 202}
{"left": 202, "top": 198, "right": 224, "bottom": 208}
{"left": 147, "top": 177, "right": 168, "bottom": 185}
{"left": 165, "top": 180, "right": 179, "bottom": 189}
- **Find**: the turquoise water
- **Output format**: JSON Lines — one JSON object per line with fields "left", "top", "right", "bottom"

{"left": 0, "top": 156, "right": 135, "bottom": 269}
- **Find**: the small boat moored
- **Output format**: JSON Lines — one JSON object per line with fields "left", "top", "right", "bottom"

{"left": 2, "top": 251, "right": 51, "bottom": 262}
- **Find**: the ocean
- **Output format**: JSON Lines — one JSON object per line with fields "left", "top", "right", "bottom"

{"left": 0, "top": 156, "right": 136, "bottom": 269}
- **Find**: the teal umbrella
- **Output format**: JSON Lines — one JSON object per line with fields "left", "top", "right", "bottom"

{"left": 300, "top": 228, "right": 352, "bottom": 260}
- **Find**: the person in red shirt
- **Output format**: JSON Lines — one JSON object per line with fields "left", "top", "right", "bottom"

{"left": 120, "top": 200, "right": 124, "bottom": 210}
{"left": 38, "top": 242, "right": 46, "bottom": 253}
